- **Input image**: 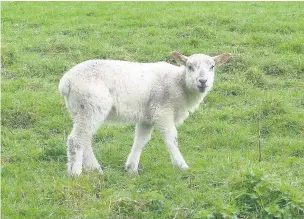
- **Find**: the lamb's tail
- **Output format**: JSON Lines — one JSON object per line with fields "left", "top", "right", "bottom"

{"left": 58, "top": 75, "right": 70, "bottom": 97}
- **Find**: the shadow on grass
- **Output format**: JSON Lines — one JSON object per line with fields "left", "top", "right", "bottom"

{"left": 40, "top": 147, "right": 66, "bottom": 163}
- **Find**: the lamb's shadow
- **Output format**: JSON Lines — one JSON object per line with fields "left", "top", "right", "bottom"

{"left": 40, "top": 147, "right": 67, "bottom": 163}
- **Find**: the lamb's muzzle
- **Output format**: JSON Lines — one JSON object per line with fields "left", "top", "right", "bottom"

{"left": 59, "top": 51, "right": 232, "bottom": 176}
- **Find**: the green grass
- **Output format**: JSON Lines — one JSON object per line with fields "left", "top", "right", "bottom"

{"left": 1, "top": 2, "right": 304, "bottom": 218}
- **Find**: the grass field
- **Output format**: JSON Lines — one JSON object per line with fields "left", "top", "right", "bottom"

{"left": 1, "top": 2, "right": 304, "bottom": 218}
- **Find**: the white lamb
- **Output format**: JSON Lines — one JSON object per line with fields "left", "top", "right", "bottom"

{"left": 58, "top": 51, "right": 231, "bottom": 176}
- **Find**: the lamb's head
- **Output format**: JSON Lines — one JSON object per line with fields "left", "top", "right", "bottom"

{"left": 172, "top": 51, "right": 231, "bottom": 93}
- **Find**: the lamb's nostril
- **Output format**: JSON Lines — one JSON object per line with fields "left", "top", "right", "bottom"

{"left": 198, "top": 79, "right": 207, "bottom": 85}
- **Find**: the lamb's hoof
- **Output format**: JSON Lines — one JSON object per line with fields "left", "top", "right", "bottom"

{"left": 174, "top": 163, "right": 189, "bottom": 171}
{"left": 96, "top": 167, "right": 104, "bottom": 175}
{"left": 68, "top": 171, "right": 82, "bottom": 178}
{"left": 125, "top": 163, "right": 139, "bottom": 174}
{"left": 68, "top": 165, "right": 82, "bottom": 177}
{"left": 84, "top": 165, "right": 104, "bottom": 175}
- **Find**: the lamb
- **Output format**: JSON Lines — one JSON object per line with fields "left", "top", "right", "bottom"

{"left": 58, "top": 51, "right": 231, "bottom": 176}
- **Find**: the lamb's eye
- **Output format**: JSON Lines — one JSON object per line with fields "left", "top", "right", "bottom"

{"left": 188, "top": 65, "right": 194, "bottom": 71}
{"left": 210, "top": 65, "right": 215, "bottom": 71}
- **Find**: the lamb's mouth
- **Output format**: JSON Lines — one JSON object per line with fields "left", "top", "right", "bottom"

{"left": 197, "top": 85, "right": 208, "bottom": 93}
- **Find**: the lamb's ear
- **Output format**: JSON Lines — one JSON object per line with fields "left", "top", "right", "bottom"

{"left": 213, "top": 53, "right": 232, "bottom": 66}
{"left": 171, "top": 51, "right": 188, "bottom": 65}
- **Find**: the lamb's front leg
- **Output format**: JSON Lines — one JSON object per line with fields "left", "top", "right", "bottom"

{"left": 158, "top": 124, "right": 189, "bottom": 170}
{"left": 125, "top": 123, "right": 153, "bottom": 173}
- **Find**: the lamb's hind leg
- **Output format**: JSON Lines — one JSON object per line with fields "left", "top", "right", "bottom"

{"left": 125, "top": 123, "right": 154, "bottom": 173}
{"left": 67, "top": 88, "right": 112, "bottom": 176}
{"left": 68, "top": 109, "right": 111, "bottom": 176}
{"left": 83, "top": 139, "right": 103, "bottom": 174}
{"left": 82, "top": 104, "right": 112, "bottom": 174}
{"left": 67, "top": 122, "right": 91, "bottom": 176}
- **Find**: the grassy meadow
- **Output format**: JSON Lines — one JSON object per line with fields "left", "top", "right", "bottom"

{"left": 1, "top": 2, "right": 304, "bottom": 218}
